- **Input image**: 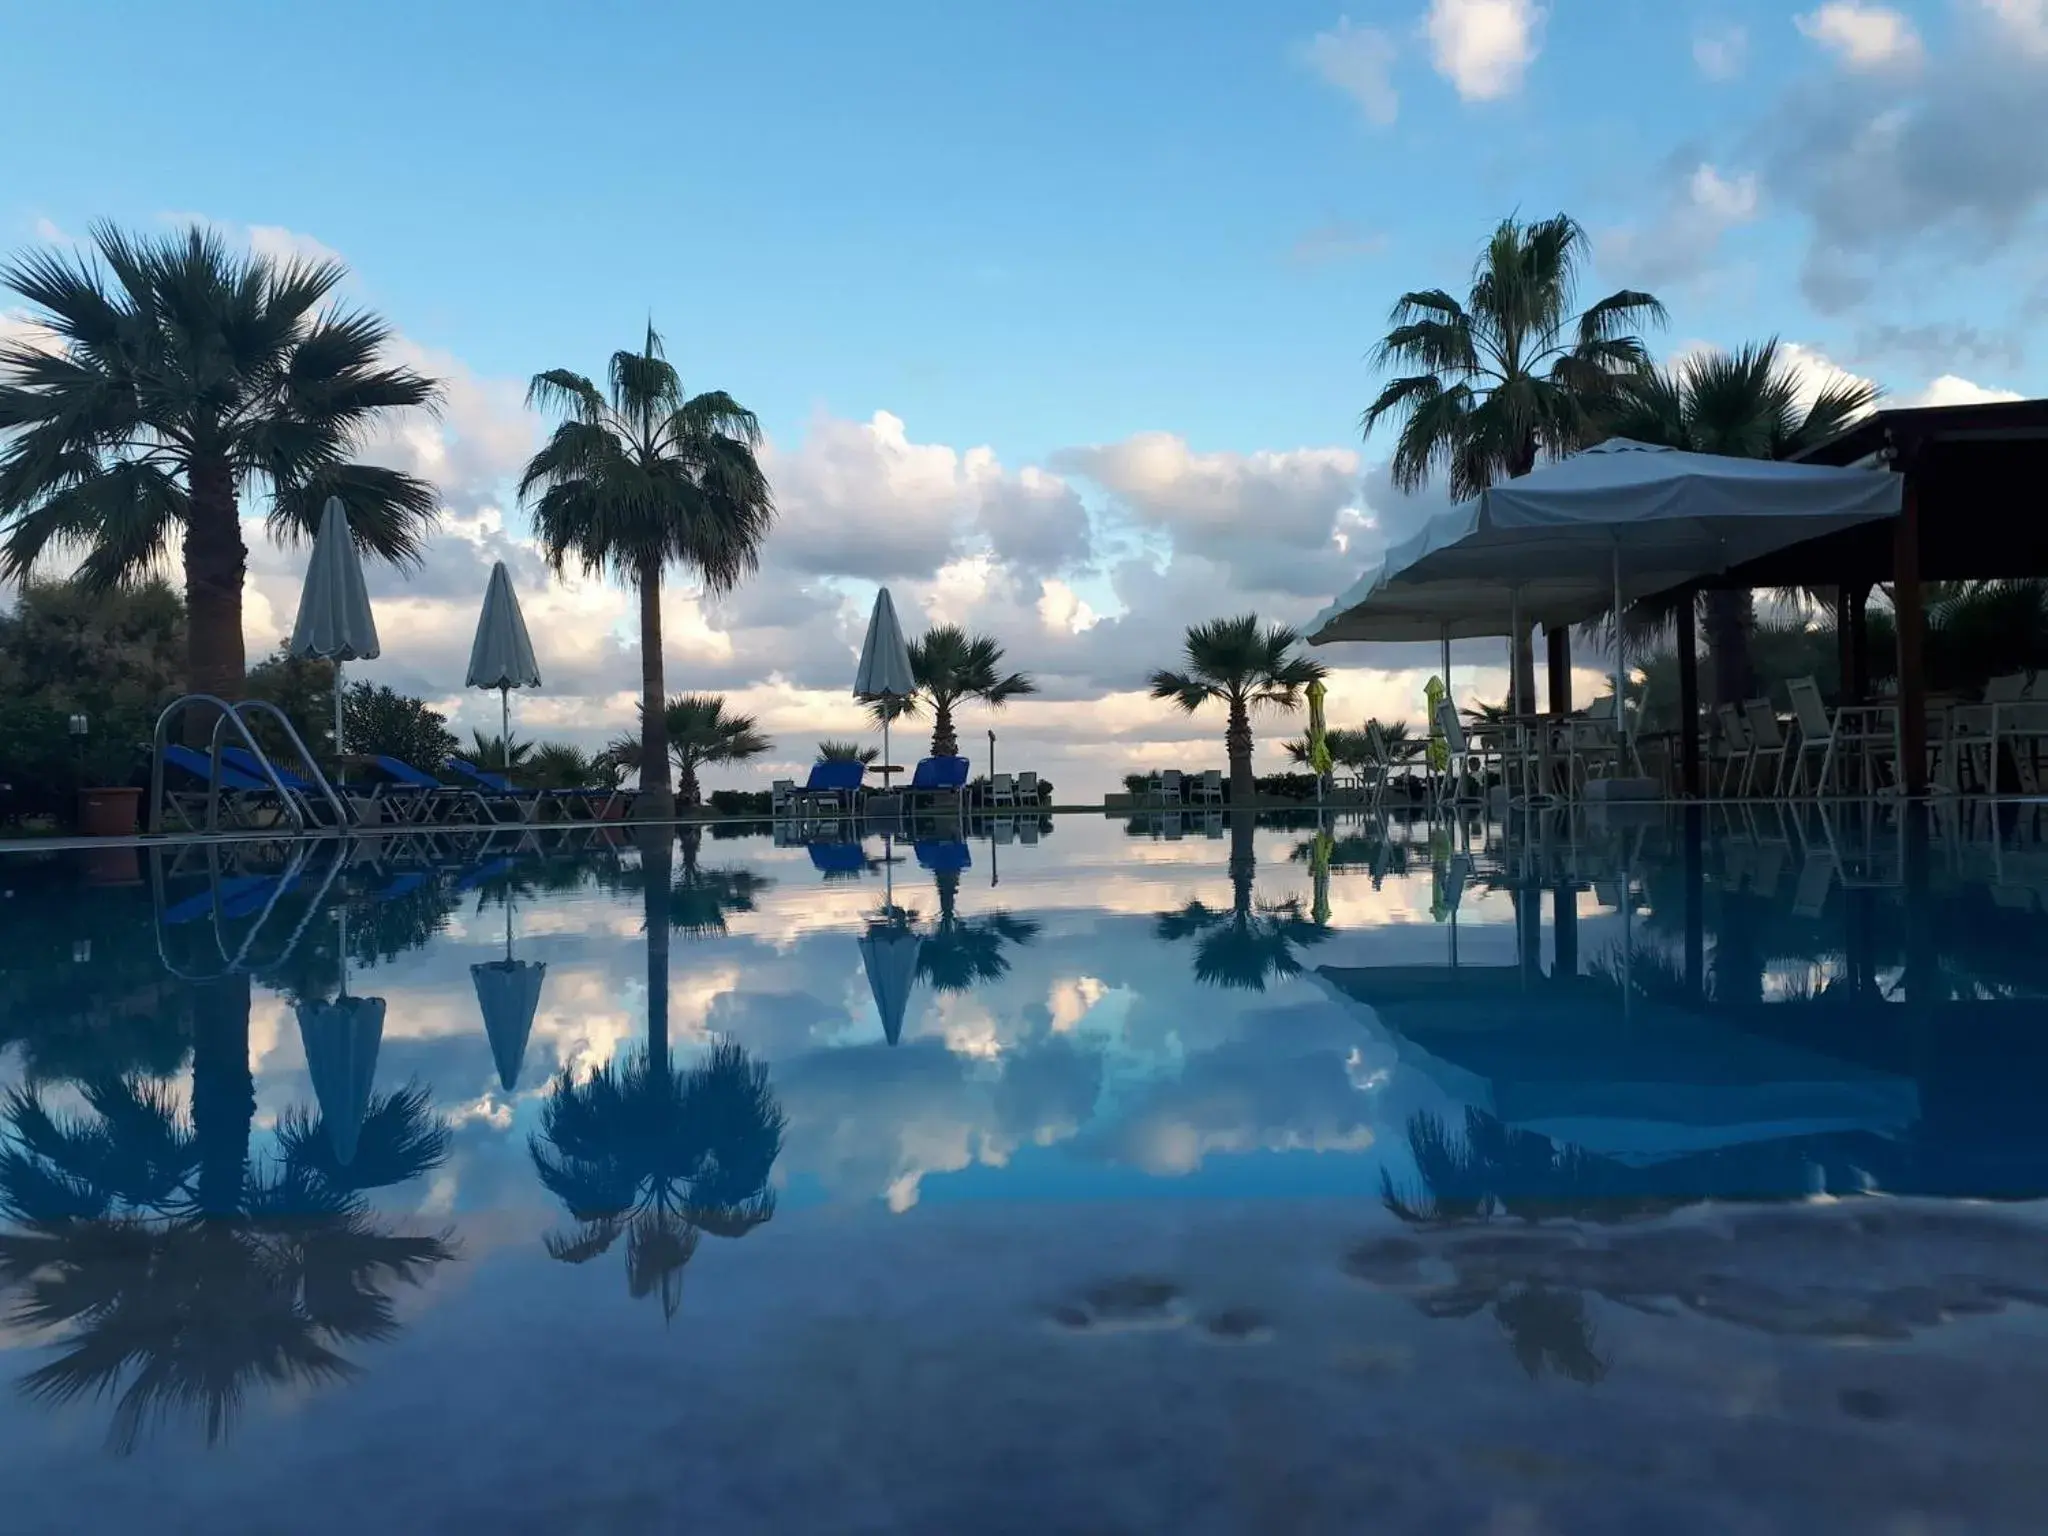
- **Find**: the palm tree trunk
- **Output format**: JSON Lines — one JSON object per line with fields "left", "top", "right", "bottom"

{"left": 932, "top": 698, "right": 957, "bottom": 760}
{"left": 189, "top": 973, "right": 253, "bottom": 1216}
{"left": 640, "top": 825, "right": 673, "bottom": 1079}
{"left": 1703, "top": 589, "right": 1756, "bottom": 707}
{"left": 1228, "top": 810, "right": 1255, "bottom": 917}
{"left": 1225, "top": 697, "right": 1255, "bottom": 804}
{"left": 183, "top": 455, "right": 248, "bottom": 740}
{"left": 635, "top": 554, "right": 674, "bottom": 820}
{"left": 677, "top": 755, "right": 700, "bottom": 810}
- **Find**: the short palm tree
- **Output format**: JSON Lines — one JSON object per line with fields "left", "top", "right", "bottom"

{"left": 521, "top": 326, "right": 774, "bottom": 818}
{"left": 816, "top": 739, "right": 879, "bottom": 764}
{"left": 1149, "top": 615, "right": 1324, "bottom": 804}
{"left": 0, "top": 225, "right": 441, "bottom": 704}
{"left": 881, "top": 625, "right": 1036, "bottom": 759}
{"left": 1155, "top": 819, "right": 1328, "bottom": 990}
{"left": 1600, "top": 338, "right": 1880, "bottom": 703}
{"left": 607, "top": 693, "right": 771, "bottom": 809}
{"left": 1364, "top": 214, "right": 1664, "bottom": 703}
{"left": 468, "top": 729, "right": 533, "bottom": 772}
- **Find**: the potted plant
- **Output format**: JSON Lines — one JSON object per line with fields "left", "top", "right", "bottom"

{"left": 74, "top": 727, "right": 145, "bottom": 838}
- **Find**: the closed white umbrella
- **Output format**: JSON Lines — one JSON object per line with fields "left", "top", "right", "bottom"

{"left": 466, "top": 560, "right": 543, "bottom": 765}
{"left": 471, "top": 896, "right": 545, "bottom": 1092}
{"left": 855, "top": 586, "right": 918, "bottom": 785}
{"left": 859, "top": 918, "right": 922, "bottom": 1047}
{"left": 289, "top": 496, "right": 382, "bottom": 756}
{"left": 296, "top": 993, "right": 386, "bottom": 1167}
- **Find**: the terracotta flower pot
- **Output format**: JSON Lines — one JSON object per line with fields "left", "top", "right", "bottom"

{"left": 77, "top": 786, "right": 142, "bottom": 838}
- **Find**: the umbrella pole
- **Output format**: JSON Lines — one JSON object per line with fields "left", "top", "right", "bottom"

{"left": 333, "top": 659, "right": 345, "bottom": 759}
{"left": 501, "top": 685, "right": 511, "bottom": 767}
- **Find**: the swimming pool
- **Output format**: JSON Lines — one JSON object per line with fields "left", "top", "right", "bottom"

{"left": 1, "top": 807, "right": 2044, "bottom": 1532}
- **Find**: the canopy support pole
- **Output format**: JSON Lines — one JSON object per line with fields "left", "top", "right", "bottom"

{"left": 1508, "top": 589, "right": 1522, "bottom": 715}
{"left": 1611, "top": 545, "right": 1626, "bottom": 752}
{"left": 1440, "top": 630, "right": 1451, "bottom": 702}
{"left": 333, "top": 659, "right": 345, "bottom": 759}
{"left": 1677, "top": 587, "right": 1700, "bottom": 798}
{"left": 1894, "top": 461, "right": 1928, "bottom": 796}
{"left": 501, "top": 685, "right": 511, "bottom": 766}
{"left": 1546, "top": 627, "right": 1571, "bottom": 715}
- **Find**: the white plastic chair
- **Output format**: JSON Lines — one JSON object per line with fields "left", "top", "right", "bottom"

{"left": 1016, "top": 770, "right": 1039, "bottom": 805}
{"left": 989, "top": 772, "right": 1015, "bottom": 808}
{"left": 1158, "top": 769, "right": 1184, "bottom": 806}
{"left": 1194, "top": 769, "right": 1223, "bottom": 806}
{"left": 1741, "top": 699, "right": 1789, "bottom": 796}
{"left": 770, "top": 779, "right": 796, "bottom": 818}
{"left": 1785, "top": 678, "right": 1836, "bottom": 794}
{"left": 1434, "top": 699, "right": 1487, "bottom": 807}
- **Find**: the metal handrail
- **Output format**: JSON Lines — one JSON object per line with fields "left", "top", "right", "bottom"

{"left": 208, "top": 699, "right": 352, "bottom": 832}
{"left": 151, "top": 694, "right": 304, "bottom": 835}
{"left": 148, "top": 694, "right": 351, "bottom": 835}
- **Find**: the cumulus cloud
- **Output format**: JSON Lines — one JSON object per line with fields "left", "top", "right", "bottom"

{"left": 1795, "top": 4, "right": 1924, "bottom": 71}
{"left": 1902, "top": 374, "right": 2027, "bottom": 407}
{"left": 1692, "top": 23, "right": 1749, "bottom": 80}
{"left": 1300, "top": 17, "right": 1400, "bottom": 126}
{"left": 1424, "top": 0, "right": 1544, "bottom": 101}
{"left": 1599, "top": 162, "right": 1761, "bottom": 286}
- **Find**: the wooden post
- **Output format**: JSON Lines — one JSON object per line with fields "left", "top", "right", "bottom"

{"left": 1849, "top": 585, "right": 1870, "bottom": 705}
{"left": 1546, "top": 626, "right": 1571, "bottom": 715}
{"left": 1677, "top": 588, "right": 1700, "bottom": 798}
{"left": 1894, "top": 462, "right": 1927, "bottom": 795}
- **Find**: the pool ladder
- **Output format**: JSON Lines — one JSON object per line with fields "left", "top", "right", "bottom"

{"left": 148, "top": 694, "right": 351, "bottom": 835}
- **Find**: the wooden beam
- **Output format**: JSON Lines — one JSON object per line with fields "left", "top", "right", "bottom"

{"left": 1894, "top": 463, "right": 1928, "bottom": 795}
{"left": 1676, "top": 588, "right": 1701, "bottom": 797}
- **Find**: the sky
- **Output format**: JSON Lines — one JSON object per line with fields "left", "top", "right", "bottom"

{"left": 2, "top": 0, "right": 2045, "bottom": 797}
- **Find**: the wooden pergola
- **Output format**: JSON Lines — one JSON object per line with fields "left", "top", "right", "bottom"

{"left": 1646, "top": 398, "right": 2048, "bottom": 796}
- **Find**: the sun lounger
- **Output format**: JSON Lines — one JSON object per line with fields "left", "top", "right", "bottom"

{"left": 905, "top": 756, "right": 969, "bottom": 812}
{"left": 161, "top": 743, "right": 293, "bottom": 831}
{"left": 914, "top": 838, "right": 971, "bottom": 873}
{"left": 796, "top": 759, "right": 866, "bottom": 815}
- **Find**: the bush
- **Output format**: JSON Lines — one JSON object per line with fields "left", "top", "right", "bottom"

{"left": 1254, "top": 772, "right": 1322, "bottom": 800}
{"left": 1124, "top": 767, "right": 1223, "bottom": 801}
{"left": 342, "top": 682, "right": 459, "bottom": 769}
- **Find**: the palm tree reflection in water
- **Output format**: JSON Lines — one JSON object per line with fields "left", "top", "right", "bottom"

{"left": 531, "top": 826, "right": 786, "bottom": 1320}
{"left": 0, "top": 1064, "right": 455, "bottom": 1451}
{"left": 917, "top": 864, "right": 1040, "bottom": 992}
{"left": 1159, "top": 816, "right": 1329, "bottom": 991}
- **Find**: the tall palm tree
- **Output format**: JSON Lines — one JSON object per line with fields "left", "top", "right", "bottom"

{"left": 1600, "top": 339, "right": 1880, "bottom": 704}
{"left": 606, "top": 693, "right": 771, "bottom": 809}
{"left": 916, "top": 867, "right": 1041, "bottom": 992}
{"left": 1155, "top": 816, "right": 1329, "bottom": 990}
{"left": 1363, "top": 214, "right": 1665, "bottom": 704}
{"left": 0, "top": 1062, "right": 454, "bottom": 1452}
{"left": 521, "top": 326, "right": 775, "bottom": 819}
{"left": 0, "top": 224, "right": 441, "bottom": 703}
{"left": 1149, "top": 615, "right": 1324, "bottom": 804}
{"left": 880, "top": 625, "right": 1036, "bottom": 760}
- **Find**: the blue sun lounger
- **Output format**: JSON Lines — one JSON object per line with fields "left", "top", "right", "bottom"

{"left": 796, "top": 759, "right": 866, "bottom": 815}
{"left": 904, "top": 756, "right": 970, "bottom": 812}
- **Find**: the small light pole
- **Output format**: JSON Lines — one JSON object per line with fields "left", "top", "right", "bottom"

{"left": 987, "top": 729, "right": 996, "bottom": 785}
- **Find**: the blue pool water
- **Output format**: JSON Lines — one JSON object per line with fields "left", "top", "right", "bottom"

{"left": 1, "top": 807, "right": 2046, "bottom": 1532}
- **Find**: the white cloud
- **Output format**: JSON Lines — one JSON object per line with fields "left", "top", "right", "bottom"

{"left": 1775, "top": 342, "right": 1879, "bottom": 414}
{"left": 1795, "top": 4, "right": 1924, "bottom": 70}
{"left": 1424, "top": 0, "right": 1544, "bottom": 101}
{"left": 1599, "top": 162, "right": 1761, "bottom": 286}
{"left": 1902, "top": 374, "right": 2027, "bottom": 406}
{"left": 1977, "top": 0, "right": 2048, "bottom": 55}
{"left": 1692, "top": 23, "right": 1749, "bottom": 80}
{"left": 1300, "top": 17, "right": 1400, "bottom": 126}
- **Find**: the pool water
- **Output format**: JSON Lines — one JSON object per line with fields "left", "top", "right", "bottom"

{"left": 1, "top": 807, "right": 2045, "bottom": 1533}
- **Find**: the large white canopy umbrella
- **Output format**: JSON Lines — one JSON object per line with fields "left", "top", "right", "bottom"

{"left": 289, "top": 496, "right": 382, "bottom": 756}
{"left": 466, "top": 560, "right": 543, "bottom": 765}
{"left": 855, "top": 586, "right": 918, "bottom": 784}
{"left": 1313, "top": 441, "right": 1902, "bottom": 723}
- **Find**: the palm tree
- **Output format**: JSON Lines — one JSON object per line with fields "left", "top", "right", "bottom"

{"left": 916, "top": 867, "right": 1041, "bottom": 992}
{"left": 817, "top": 739, "right": 879, "bottom": 764}
{"left": 885, "top": 625, "right": 1036, "bottom": 760}
{"left": 606, "top": 693, "right": 771, "bottom": 809}
{"left": 1149, "top": 615, "right": 1324, "bottom": 804}
{"left": 1600, "top": 339, "right": 1880, "bottom": 703}
{"left": 0, "top": 224, "right": 441, "bottom": 703}
{"left": 0, "top": 1062, "right": 454, "bottom": 1451}
{"left": 468, "top": 729, "right": 533, "bottom": 773}
{"left": 1363, "top": 214, "right": 1664, "bottom": 704}
{"left": 1155, "top": 817, "right": 1329, "bottom": 990}
{"left": 521, "top": 325, "right": 775, "bottom": 819}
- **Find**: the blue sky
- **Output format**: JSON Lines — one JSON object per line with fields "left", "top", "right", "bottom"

{"left": 3, "top": 1, "right": 2044, "bottom": 793}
